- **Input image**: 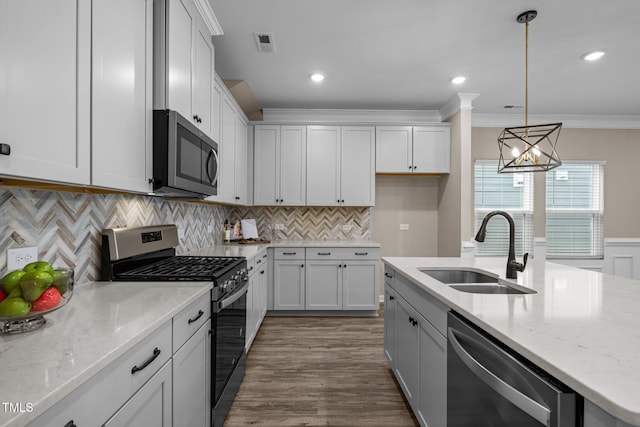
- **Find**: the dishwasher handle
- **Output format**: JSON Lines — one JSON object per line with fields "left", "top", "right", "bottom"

{"left": 448, "top": 327, "right": 551, "bottom": 427}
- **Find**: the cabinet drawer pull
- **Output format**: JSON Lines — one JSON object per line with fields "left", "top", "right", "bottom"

{"left": 188, "top": 309, "right": 204, "bottom": 324}
{"left": 384, "top": 272, "right": 393, "bottom": 278}
{"left": 262, "top": 254, "right": 267, "bottom": 258}
{"left": 256, "top": 259, "right": 262, "bottom": 264}
{"left": 317, "top": 252, "right": 331, "bottom": 255}
{"left": 64, "top": 421, "right": 76, "bottom": 427}
{"left": 355, "top": 252, "right": 368, "bottom": 256}
{"left": 283, "top": 252, "right": 297, "bottom": 255}
{"left": 248, "top": 266, "right": 254, "bottom": 271}
{"left": 389, "top": 295, "right": 395, "bottom": 301}
{"left": 131, "top": 347, "right": 161, "bottom": 374}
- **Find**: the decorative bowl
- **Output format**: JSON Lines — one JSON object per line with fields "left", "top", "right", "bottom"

{"left": 0, "top": 268, "right": 74, "bottom": 334}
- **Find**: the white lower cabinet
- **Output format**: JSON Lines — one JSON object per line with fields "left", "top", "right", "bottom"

{"left": 103, "top": 360, "right": 173, "bottom": 427}
{"left": 273, "top": 259, "right": 306, "bottom": 310}
{"left": 246, "top": 250, "right": 269, "bottom": 350}
{"left": 27, "top": 293, "right": 212, "bottom": 427}
{"left": 385, "top": 268, "right": 447, "bottom": 427}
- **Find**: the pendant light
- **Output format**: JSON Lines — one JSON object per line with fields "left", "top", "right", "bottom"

{"left": 497, "top": 10, "right": 562, "bottom": 174}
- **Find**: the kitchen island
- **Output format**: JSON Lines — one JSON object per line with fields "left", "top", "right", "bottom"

{"left": 383, "top": 256, "right": 640, "bottom": 426}
{"left": 0, "top": 280, "right": 212, "bottom": 427}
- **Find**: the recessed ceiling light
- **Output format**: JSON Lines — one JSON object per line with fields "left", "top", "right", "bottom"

{"left": 310, "top": 73, "right": 325, "bottom": 83}
{"left": 581, "top": 50, "right": 605, "bottom": 61}
{"left": 450, "top": 76, "right": 466, "bottom": 85}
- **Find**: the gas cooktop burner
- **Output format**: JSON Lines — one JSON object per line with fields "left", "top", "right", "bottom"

{"left": 116, "top": 256, "right": 244, "bottom": 281}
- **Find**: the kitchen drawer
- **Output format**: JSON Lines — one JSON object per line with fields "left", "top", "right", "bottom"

{"left": 173, "top": 294, "right": 211, "bottom": 353}
{"left": 274, "top": 247, "right": 305, "bottom": 260}
{"left": 395, "top": 273, "right": 448, "bottom": 337}
{"left": 384, "top": 266, "right": 395, "bottom": 288}
{"left": 254, "top": 249, "right": 268, "bottom": 270}
{"left": 247, "top": 256, "right": 257, "bottom": 277}
{"left": 28, "top": 320, "right": 172, "bottom": 427}
{"left": 305, "top": 247, "right": 380, "bottom": 260}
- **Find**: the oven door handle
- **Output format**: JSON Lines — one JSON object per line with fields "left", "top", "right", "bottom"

{"left": 448, "top": 327, "right": 551, "bottom": 427}
{"left": 216, "top": 280, "right": 249, "bottom": 312}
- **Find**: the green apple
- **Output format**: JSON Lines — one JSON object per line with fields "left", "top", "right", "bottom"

{"left": 0, "top": 297, "right": 31, "bottom": 318}
{"left": 20, "top": 271, "right": 53, "bottom": 302}
{"left": 51, "top": 269, "right": 72, "bottom": 295}
{"left": 1, "top": 270, "right": 26, "bottom": 294}
{"left": 23, "top": 261, "right": 53, "bottom": 273}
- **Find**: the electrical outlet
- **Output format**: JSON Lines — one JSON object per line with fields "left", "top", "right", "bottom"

{"left": 177, "top": 228, "right": 186, "bottom": 240}
{"left": 274, "top": 223, "right": 284, "bottom": 230}
{"left": 342, "top": 224, "right": 353, "bottom": 232}
{"left": 400, "top": 224, "right": 410, "bottom": 231}
{"left": 7, "top": 247, "right": 39, "bottom": 271}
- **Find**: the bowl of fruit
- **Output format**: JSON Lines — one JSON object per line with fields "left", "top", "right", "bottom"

{"left": 0, "top": 261, "right": 74, "bottom": 334}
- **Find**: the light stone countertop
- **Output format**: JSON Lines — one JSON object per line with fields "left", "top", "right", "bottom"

{"left": 382, "top": 256, "right": 640, "bottom": 426}
{"left": 0, "top": 281, "right": 211, "bottom": 427}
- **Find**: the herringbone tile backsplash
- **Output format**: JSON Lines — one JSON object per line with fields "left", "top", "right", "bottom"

{"left": 0, "top": 188, "right": 228, "bottom": 284}
{"left": 1, "top": 187, "right": 372, "bottom": 286}
{"left": 229, "top": 206, "right": 372, "bottom": 241}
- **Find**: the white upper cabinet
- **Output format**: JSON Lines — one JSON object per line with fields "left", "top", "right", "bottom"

{"left": 155, "top": 0, "right": 214, "bottom": 137}
{"left": 375, "top": 126, "right": 413, "bottom": 173}
{"left": 254, "top": 125, "right": 307, "bottom": 206}
{"left": 376, "top": 125, "right": 450, "bottom": 174}
{"left": 91, "top": 0, "right": 153, "bottom": 193}
{"left": 306, "top": 126, "right": 374, "bottom": 206}
{"left": 413, "top": 127, "right": 450, "bottom": 174}
{"left": 219, "top": 95, "right": 237, "bottom": 203}
{"left": 341, "top": 126, "right": 375, "bottom": 206}
{"left": 234, "top": 117, "right": 248, "bottom": 204}
{"left": 0, "top": 0, "right": 91, "bottom": 185}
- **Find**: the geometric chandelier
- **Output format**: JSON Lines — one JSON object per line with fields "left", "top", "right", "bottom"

{"left": 497, "top": 10, "right": 562, "bottom": 173}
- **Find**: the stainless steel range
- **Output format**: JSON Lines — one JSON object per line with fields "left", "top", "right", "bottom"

{"left": 101, "top": 224, "right": 248, "bottom": 427}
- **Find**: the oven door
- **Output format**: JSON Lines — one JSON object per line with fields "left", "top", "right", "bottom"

{"left": 212, "top": 283, "right": 247, "bottom": 406}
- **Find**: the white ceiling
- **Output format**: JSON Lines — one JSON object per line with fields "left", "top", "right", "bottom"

{"left": 209, "top": 0, "right": 640, "bottom": 119}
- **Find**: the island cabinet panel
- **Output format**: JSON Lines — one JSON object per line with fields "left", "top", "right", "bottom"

{"left": 583, "top": 399, "right": 636, "bottom": 427}
{"left": 384, "top": 266, "right": 448, "bottom": 427}
{"left": 384, "top": 285, "right": 398, "bottom": 369}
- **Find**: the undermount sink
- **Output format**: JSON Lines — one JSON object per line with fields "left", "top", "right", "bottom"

{"left": 418, "top": 268, "right": 536, "bottom": 295}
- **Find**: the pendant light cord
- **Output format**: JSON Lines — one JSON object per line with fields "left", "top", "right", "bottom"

{"left": 525, "top": 18, "right": 529, "bottom": 140}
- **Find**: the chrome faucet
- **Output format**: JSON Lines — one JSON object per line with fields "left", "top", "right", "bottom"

{"left": 474, "top": 210, "right": 528, "bottom": 279}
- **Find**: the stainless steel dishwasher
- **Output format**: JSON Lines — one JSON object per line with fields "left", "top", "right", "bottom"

{"left": 447, "top": 312, "right": 578, "bottom": 426}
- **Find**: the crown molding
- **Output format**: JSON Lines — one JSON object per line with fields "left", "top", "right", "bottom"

{"left": 472, "top": 113, "right": 640, "bottom": 129}
{"left": 259, "top": 108, "right": 444, "bottom": 125}
{"left": 439, "top": 93, "right": 480, "bottom": 121}
{"left": 194, "top": 0, "right": 223, "bottom": 35}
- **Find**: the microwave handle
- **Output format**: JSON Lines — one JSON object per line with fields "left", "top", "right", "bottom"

{"left": 206, "top": 148, "right": 219, "bottom": 186}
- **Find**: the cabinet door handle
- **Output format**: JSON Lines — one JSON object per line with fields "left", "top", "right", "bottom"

{"left": 301, "top": 264, "right": 304, "bottom": 268}
{"left": 248, "top": 266, "right": 254, "bottom": 271}
{"left": 64, "top": 421, "right": 76, "bottom": 427}
{"left": 262, "top": 254, "right": 267, "bottom": 258}
{"left": 131, "top": 347, "right": 161, "bottom": 374}
{"left": 384, "top": 272, "right": 393, "bottom": 278}
{"left": 0, "top": 143, "right": 10, "bottom": 156}
{"left": 260, "top": 270, "right": 265, "bottom": 274}
{"left": 256, "top": 259, "right": 262, "bottom": 264}
{"left": 413, "top": 165, "right": 417, "bottom": 170}
{"left": 235, "top": 196, "right": 240, "bottom": 200}
{"left": 283, "top": 252, "right": 297, "bottom": 255}
{"left": 338, "top": 264, "right": 342, "bottom": 268}
{"left": 343, "top": 264, "right": 347, "bottom": 268}
{"left": 408, "top": 165, "right": 412, "bottom": 170}
{"left": 389, "top": 295, "right": 395, "bottom": 300}
{"left": 318, "top": 252, "right": 331, "bottom": 256}
{"left": 341, "top": 199, "right": 345, "bottom": 203}
{"left": 187, "top": 309, "right": 204, "bottom": 324}
{"left": 355, "top": 252, "right": 368, "bottom": 256}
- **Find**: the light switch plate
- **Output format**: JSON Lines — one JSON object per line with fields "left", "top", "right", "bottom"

{"left": 7, "top": 247, "right": 38, "bottom": 271}
{"left": 342, "top": 224, "right": 353, "bottom": 232}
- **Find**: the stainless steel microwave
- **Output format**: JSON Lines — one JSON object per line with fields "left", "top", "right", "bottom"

{"left": 152, "top": 109, "right": 218, "bottom": 198}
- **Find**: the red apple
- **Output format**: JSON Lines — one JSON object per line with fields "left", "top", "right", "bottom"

{"left": 31, "top": 287, "right": 62, "bottom": 312}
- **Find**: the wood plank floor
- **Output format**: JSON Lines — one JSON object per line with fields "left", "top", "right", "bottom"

{"left": 224, "top": 307, "right": 418, "bottom": 426}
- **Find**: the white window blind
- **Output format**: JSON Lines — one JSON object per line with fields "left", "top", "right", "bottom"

{"left": 546, "top": 162, "right": 604, "bottom": 259}
{"left": 474, "top": 160, "right": 534, "bottom": 256}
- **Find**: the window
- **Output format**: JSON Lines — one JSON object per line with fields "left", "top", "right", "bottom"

{"left": 474, "top": 160, "right": 534, "bottom": 256}
{"left": 546, "top": 162, "right": 604, "bottom": 258}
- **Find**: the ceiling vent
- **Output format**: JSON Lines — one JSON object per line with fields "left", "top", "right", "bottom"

{"left": 254, "top": 32, "right": 276, "bottom": 53}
